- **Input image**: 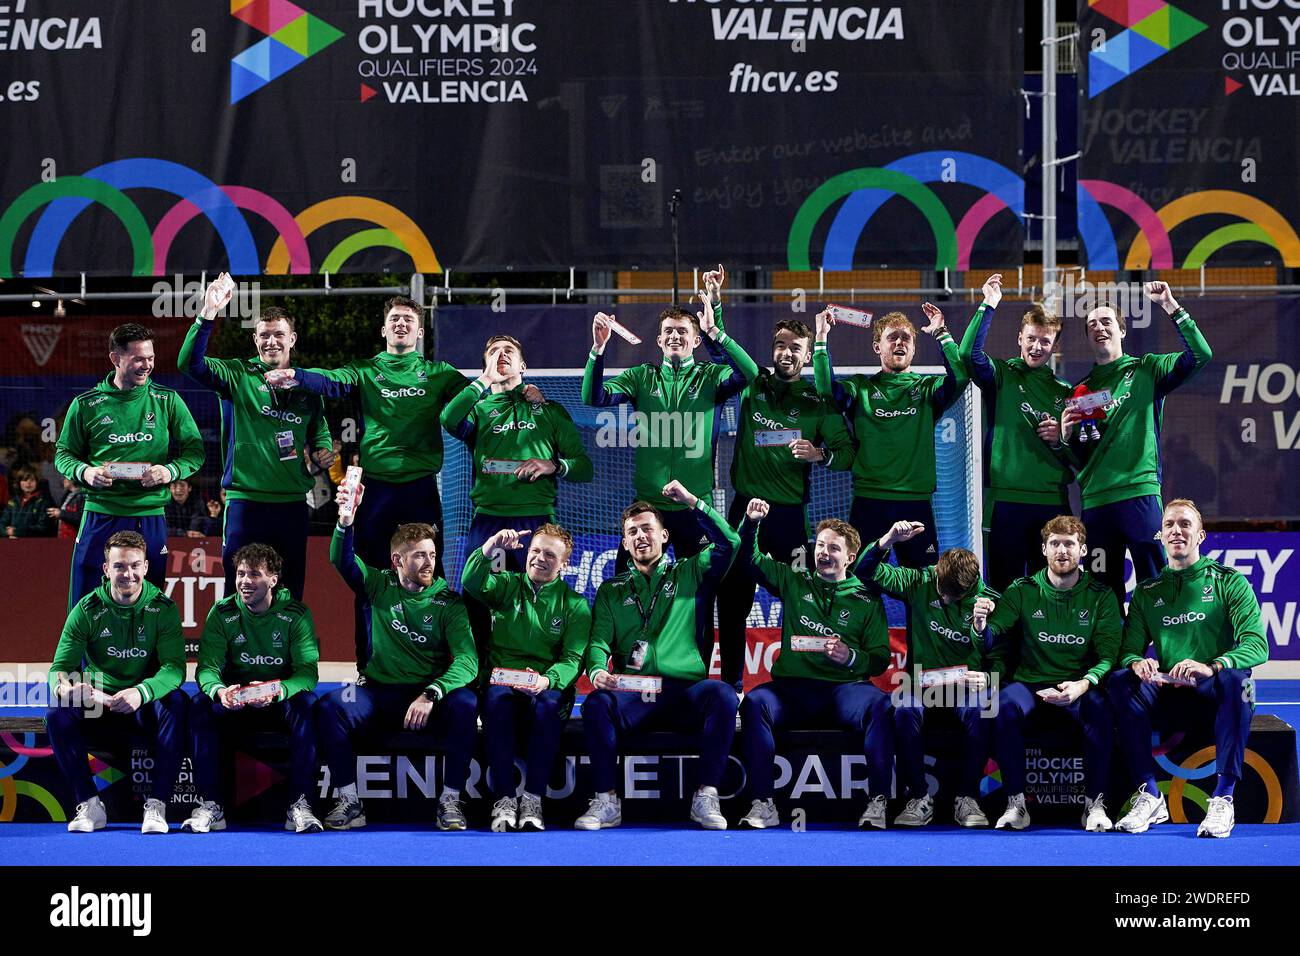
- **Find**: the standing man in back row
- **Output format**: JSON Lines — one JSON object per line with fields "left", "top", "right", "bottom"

{"left": 959, "top": 274, "right": 1074, "bottom": 592}
{"left": 1059, "top": 281, "right": 1212, "bottom": 603}
{"left": 441, "top": 334, "right": 592, "bottom": 661}
{"left": 180, "top": 273, "right": 335, "bottom": 600}
{"left": 56, "top": 323, "right": 205, "bottom": 608}
{"left": 265, "top": 296, "right": 465, "bottom": 668}
{"left": 713, "top": 314, "right": 855, "bottom": 691}
{"left": 583, "top": 265, "right": 758, "bottom": 573}
{"left": 814, "top": 302, "right": 967, "bottom": 571}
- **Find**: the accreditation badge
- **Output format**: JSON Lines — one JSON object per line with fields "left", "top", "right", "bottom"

{"left": 275, "top": 429, "right": 297, "bottom": 462}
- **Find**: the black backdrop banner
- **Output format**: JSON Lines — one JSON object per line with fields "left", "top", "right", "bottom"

{"left": 0, "top": 0, "right": 1024, "bottom": 276}
{"left": 1078, "top": 0, "right": 1300, "bottom": 270}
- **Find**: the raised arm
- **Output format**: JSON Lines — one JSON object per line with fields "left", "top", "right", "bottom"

{"left": 178, "top": 274, "right": 238, "bottom": 393}
{"left": 812, "top": 309, "right": 858, "bottom": 414}
{"left": 459, "top": 531, "right": 523, "bottom": 610}
{"left": 738, "top": 499, "right": 788, "bottom": 595}
{"left": 581, "top": 313, "right": 638, "bottom": 408}
{"left": 957, "top": 274, "right": 1003, "bottom": 390}
{"left": 664, "top": 481, "right": 739, "bottom": 585}
{"left": 920, "top": 302, "right": 968, "bottom": 412}
{"left": 1144, "top": 283, "right": 1213, "bottom": 397}
{"left": 853, "top": 521, "right": 928, "bottom": 598}
{"left": 440, "top": 377, "right": 486, "bottom": 442}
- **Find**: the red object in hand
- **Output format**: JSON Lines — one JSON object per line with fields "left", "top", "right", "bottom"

{"left": 1070, "top": 384, "right": 1108, "bottom": 423}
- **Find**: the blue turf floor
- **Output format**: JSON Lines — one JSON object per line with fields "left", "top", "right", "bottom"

{"left": 6, "top": 821, "right": 1300, "bottom": 867}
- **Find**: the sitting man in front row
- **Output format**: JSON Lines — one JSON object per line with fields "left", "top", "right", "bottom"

{"left": 317, "top": 482, "right": 479, "bottom": 831}
{"left": 184, "top": 543, "right": 323, "bottom": 834}
{"left": 983, "top": 516, "right": 1122, "bottom": 833}
{"left": 46, "top": 531, "right": 188, "bottom": 833}
{"left": 1108, "top": 499, "right": 1268, "bottom": 840}
{"left": 856, "top": 522, "right": 998, "bottom": 828}
{"left": 577, "top": 480, "right": 740, "bottom": 831}
{"left": 736, "top": 499, "right": 893, "bottom": 830}
{"left": 461, "top": 522, "right": 592, "bottom": 833}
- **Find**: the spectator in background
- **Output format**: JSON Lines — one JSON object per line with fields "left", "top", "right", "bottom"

{"left": 189, "top": 494, "right": 224, "bottom": 538}
{"left": 166, "top": 479, "right": 201, "bottom": 538}
{"left": 50, "top": 477, "right": 85, "bottom": 539}
{"left": 4, "top": 466, "right": 55, "bottom": 538}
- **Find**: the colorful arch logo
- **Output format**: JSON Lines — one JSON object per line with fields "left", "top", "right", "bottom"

{"left": 231, "top": 0, "right": 344, "bottom": 104}
{"left": 0, "top": 158, "right": 442, "bottom": 278}
{"left": 788, "top": 153, "right": 1300, "bottom": 271}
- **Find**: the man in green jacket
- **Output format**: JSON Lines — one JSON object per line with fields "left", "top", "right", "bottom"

{"left": 56, "top": 323, "right": 204, "bottom": 608}
{"left": 442, "top": 334, "right": 592, "bottom": 659}
{"left": 317, "top": 481, "right": 479, "bottom": 831}
{"left": 714, "top": 313, "right": 856, "bottom": 691}
{"left": 815, "top": 302, "right": 969, "bottom": 571}
{"left": 1061, "top": 281, "right": 1213, "bottom": 602}
{"left": 264, "top": 295, "right": 466, "bottom": 667}
{"left": 582, "top": 282, "right": 759, "bottom": 574}
{"left": 576, "top": 480, "right": 740, "bottom": 831}
{"left": 856, "top": 522, "right": 998, "bottom": 827}
{"left": 179, "top": 274, "right": 334, "bottom": 600}
{"left": 983, "top": 515, "right": 1122, "bottom": 832}
{"left": 461, "top": 523, "right": 591, "bottom": 832}
{"left": 45, "top": 531, "right": 188, "bottom": 833}
{"left": 736, "top": 501, "right": 893, "bottom": 830}
{"left": 959, "top": 274, "right": 1075, "bottom": 591}
{"left": 183, "top": 543, "right": 322, "bottom": 835}
{"left": 1108, "top": 499, "right": 1268, "bottom": 839}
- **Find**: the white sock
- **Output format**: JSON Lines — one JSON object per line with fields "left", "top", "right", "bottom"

{"left": 442, "top": 788, "right": 460, "bottom": 801}
{"left": 522, "top": 791, "right": 540, "bottom": 802}
{"left": 698, "top": 785, "right": 718, "bottom": 798}
{"left": 340, "top": 783, "right": 358, "bottom": 801}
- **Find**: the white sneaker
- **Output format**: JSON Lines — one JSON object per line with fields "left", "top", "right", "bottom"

{"left": 995, "top": 793, "right": 1030, "bottom": 830}
{"left": 1197, "top": 796, "right": 1235, "bottom": 839}
{"left": 491, "top": 796, "right": 518, "bottom": 833}
{"left": 285, "top": 795, "right": 323, "bottom": 834}
{"left": 954, "top": 796, "right": 990, "bottom": 828}
{"left": 181, "top": 800, "right": 226, "bottom": 833}
{"left": 574, "top": 792, "right": 622, "bottom": 830}
{"left": 141, "top": 798, "right": 169, "bottom": 834}
{"left": 858, "top": 794, "right": 889, "bottom": 830}
{"left": 690, "top": 787, "right": 727, "bottom": 830}
{"left": 739, "top": 798, "right": 780, "bottom": 829}
{"left": 517, "top": 792, "right": 545, "bottom": 831}
{"left": 893, "top": 794, "right": 934, "bottom": 827}
{"left": 1115, "top": 783, "right": 1170, "bottom": 834}
{"left": 1082, "top": 794, "right": 1114, "bottom": 832}
{"left": 67, "top": 796, "right": 107, "bottom": 833}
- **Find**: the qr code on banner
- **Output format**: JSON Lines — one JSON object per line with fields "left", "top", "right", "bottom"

{"left": 600, "top": 165, "right": 662, "bottom": 229}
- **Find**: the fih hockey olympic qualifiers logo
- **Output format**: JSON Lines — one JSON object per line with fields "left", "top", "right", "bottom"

{"left": 230, "top": 0, "right": 345, "bottom": 104}
{"left": 1087, "top": 0, "right": 1208, "bottom": 97}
